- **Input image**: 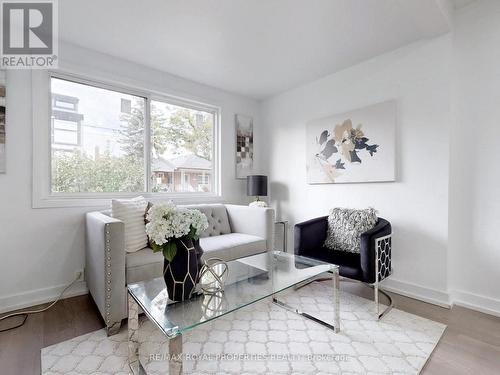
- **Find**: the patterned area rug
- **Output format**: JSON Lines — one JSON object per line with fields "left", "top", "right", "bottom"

{"left": 42, "top": 282, "right": 446, "bottom": 374}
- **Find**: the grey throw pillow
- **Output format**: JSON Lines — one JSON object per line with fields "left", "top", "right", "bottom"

{"left": 324, "top": 208, "right": 378, "bottom": 253}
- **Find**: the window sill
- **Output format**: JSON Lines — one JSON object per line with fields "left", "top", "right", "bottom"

{"left": 32, "top": 192, "right": 225, "bottom": 209}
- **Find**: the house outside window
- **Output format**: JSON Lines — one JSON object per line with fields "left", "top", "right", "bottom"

{"left": 51, "top": 94, "right": 83, "bottom": 148}
{"left": 150, "top": 99, "right": 214, "bottom": 193}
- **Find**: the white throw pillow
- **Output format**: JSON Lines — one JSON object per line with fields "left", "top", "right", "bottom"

{"left": 111, "top": 196, "right": 148, "bottom": 253}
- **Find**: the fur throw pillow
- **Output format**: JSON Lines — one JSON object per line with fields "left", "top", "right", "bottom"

{"left": 324, "top": 208, "right": 378, "bottom": 253}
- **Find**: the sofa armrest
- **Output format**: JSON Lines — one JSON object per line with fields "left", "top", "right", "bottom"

{"left": 85, "top": 211, "right": 126, "bottom": 334}
{"left": 360, "top": 218, "right": 392, "bottom": 284}
{"left": 225, "top": 204, "right": 275, "bottom": 251}
{"left": 294, "top": 216, "right": 328, "bottom": 256}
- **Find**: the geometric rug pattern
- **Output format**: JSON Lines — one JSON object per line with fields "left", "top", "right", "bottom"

{"left": 42, "top": 282, "right": 446, "bottom": 374}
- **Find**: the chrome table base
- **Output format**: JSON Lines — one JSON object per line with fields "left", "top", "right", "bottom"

{"left": 128, "top": 293, "right": 183, "bottom": 375}
{"left": 272, "top": 266, "right": 340, "bottom": 333}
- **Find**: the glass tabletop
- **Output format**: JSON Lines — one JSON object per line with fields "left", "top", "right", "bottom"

{"left": 127, "top": 251, "right": 337, "bottom": 338}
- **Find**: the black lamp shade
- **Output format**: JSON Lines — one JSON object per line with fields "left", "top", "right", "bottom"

{"left": 247, "top": 175, "right": 267, "bottom": 197}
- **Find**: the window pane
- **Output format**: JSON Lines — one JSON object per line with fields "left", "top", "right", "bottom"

{"left": 51, "top": 78, "right": 145, "bottom": 193}
{"left": 54, "top": 119, "right": 78, "bottom": 132}
{"left": 54, "top": 100, "right": 76, "bottom": 110}
{"left": 150, "top": 100, "right": 213, "bottom": 193}
{"left": 54, "top": 129, "right": 78, "bottom": 145}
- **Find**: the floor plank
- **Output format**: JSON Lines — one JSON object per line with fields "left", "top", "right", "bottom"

{"left": 0, "top": 285, "right": 499, "bottom": 374}
{"left": 341, "top": 282, "right": 500, "bottom": 375}
{"left": 0, "top": 295, "right": 104, "bottom": 375}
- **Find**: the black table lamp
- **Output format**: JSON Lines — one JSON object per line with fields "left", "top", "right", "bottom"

{"left": 246, "top": 175, "right": 268, "bottom": 207}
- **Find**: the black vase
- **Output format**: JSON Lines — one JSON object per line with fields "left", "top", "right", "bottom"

{"left": 193, "top": 238, "right": 204, "bottom": 277}
{"left": 163, "top": 238, "right": 200, "bottom": 302}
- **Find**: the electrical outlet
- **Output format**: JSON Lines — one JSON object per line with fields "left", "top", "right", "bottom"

{"left": 75, "top": 269, "right": 85, "bottom": 282}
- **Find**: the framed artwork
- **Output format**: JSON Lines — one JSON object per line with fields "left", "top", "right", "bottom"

{"left": 235, "top": 114, "right": 254, "bottom": 179}
{"left": 0, "top": 71, "right": 5, "bottom": 174}
{"left": 306, "top": 101, "right": 396, "bottom": 184}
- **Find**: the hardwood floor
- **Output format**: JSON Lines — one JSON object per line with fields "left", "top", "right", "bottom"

{"left": 342, "top": 283, "right": 500, "bottom": 375}
{"left": 0, "top": 295, "right": 104, "bottom": 375}
{"left": 1, "top": 286, "right": 499, "bottom": 375}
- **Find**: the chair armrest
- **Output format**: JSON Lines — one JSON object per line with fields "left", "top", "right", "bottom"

{"left": 360, "top": 218, "right": 392, "bottom": 284}
{"left": 294, "top": 216, "right": 328, "bottom": 256}
{"left": 85, "top": 211, "right": 126, "bottom": 332}
{"left": 225, "top": 204, "right": 275, "bottom": 251}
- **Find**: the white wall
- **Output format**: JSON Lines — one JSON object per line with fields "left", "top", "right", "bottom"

{"left": 0, "top": 43, "right": 261, "bottom": 313}
{"left": 261, "top": 36, "right": 453, "bottom": 306}
{"left": 448, "top": 0, "right": 500, "bottom": 315}
{"left": 260, "top": 0, "right": 500, "bottom": 316}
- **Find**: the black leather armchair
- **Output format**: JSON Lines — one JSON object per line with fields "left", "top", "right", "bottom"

{"left": 294, "top": 216, "right": 393, "bottom": 318}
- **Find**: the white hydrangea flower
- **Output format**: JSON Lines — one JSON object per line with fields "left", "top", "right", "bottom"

{"left": 145, "top": 201, "right": 209, "bottom": 246}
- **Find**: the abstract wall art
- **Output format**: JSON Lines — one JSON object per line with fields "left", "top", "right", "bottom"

{"left": 235, "top": 114, "right": 254, "bottom": 179}
{"left": 306, "top": 101, "right": 396, "bottom": 184}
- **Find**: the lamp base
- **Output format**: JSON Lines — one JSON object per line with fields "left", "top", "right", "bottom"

{"left": 249, "top": 200, "right": 268, "bottom": 208}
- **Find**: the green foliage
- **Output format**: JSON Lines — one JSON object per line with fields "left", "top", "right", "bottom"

{"left": 166, "top": 108, "right": 212, "bottom": 161}
{"left": 151, "top": 241, "right": 162, "bottom": 253}
{"left": 118, "top": 105, "right": 145, "bottom": 161}
{"left": 185, "top": 225, "right": 199, "bottom": 241}
{"left": 162, "top": 241, "right": 177, "bottom": 263}
{"left": 51, "top": 150, "right": 143, "bottom": 193}
{"left": 119, "top": 100, "right": 213, "bottom": 162}
{"left": 118, "top": 100, "right": 171, "bottom": 158}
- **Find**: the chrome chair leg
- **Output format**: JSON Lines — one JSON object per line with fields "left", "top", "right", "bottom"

{"left": 370, "top": 284, "right": 394, "bottom": 319}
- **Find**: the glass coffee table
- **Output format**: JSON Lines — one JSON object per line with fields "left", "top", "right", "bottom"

{"left": 127, "top": 250, "right": 340, "bottom": 375}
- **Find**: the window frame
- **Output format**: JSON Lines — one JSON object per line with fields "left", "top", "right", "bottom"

{"left": 32, "top": 70, "right": 221, "bottom": 208}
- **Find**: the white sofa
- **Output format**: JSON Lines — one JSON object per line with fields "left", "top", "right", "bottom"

{"left": 85, "top": 203, "right": 274, "bottom": 335}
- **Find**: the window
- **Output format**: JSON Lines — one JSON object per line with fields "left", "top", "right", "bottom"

{"left": 48, "top": 75, "right": 219, "bottom": 198}
{"left": 199, "top": 173, "right": 210, "bottom": 185}
{"left": 51, "top": 78, "right": 146, "bottom": 193}
{"left": 150, "top": 100, "right": 214, "bottom": 193}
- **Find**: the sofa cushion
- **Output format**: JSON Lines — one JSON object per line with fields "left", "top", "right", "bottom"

{"left": 111, "top": 196, "right": 148, "bottom": 253}
{"left": 200, "top": 233, "right": 266, "bottom": 262}
{"left": 181, "top": 204, "right": 231, "bottom": 238}
{"left": 126, "top": 247, "right": 163, "bottom": 284}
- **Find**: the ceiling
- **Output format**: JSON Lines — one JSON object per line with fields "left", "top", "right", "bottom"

{"left": 59, "top": 0, "right": 452, "bottom": 100}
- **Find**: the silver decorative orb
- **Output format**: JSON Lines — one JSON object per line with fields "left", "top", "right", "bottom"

{"left": 201, "top": 292, "right": 228, "bottom": 319}
{"left": 199, "top": 258, "right": 229, "bottom": 294}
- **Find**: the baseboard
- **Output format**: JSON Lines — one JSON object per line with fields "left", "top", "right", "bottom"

{"left": 381, "top": 279, "right": 500, "bottom": 317}
{"left": 450, "top": 289, "right": 500, "bottom": 318}
{"left": 381, "top": 278, "right": 451, "bottom": 308}
{"left": 0, "top": 281, "right": 88, "bottom": 314}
